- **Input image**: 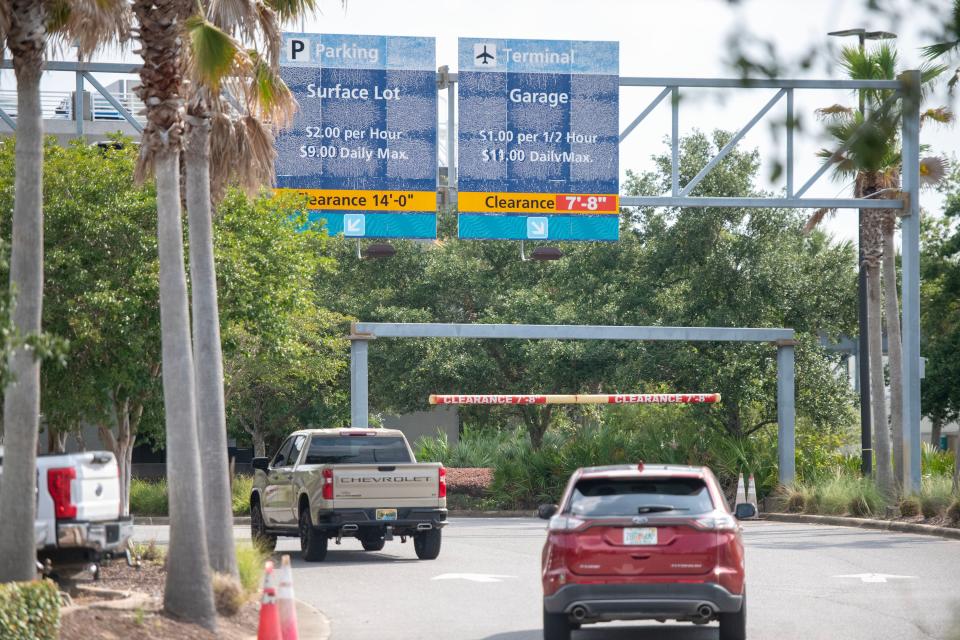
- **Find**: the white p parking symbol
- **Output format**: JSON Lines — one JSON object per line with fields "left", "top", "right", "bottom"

{"left": 288, "top": 38, "right": 308, "bottom": 62}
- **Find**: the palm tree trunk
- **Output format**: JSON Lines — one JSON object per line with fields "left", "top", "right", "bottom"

{"left": 866, "top": 261, "right": 894, "bottom": 497}
{"left": 155, "top": 149, "right": 218, "bottom": 629}
{"left": 881, "top": 214, "right": 904, "bottom": 490}
{"left": 184, "top": 103, "right": 238, "bottom": 578}
{"left": 930, "top": 418, "right": 942, "bottom": 448}
{"left": 0, "top": 2, "right": 46, "bottom": 583}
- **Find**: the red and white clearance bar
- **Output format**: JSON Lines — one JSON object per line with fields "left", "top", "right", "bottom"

{"left": 429, "top": 393, "right": 721, "bottom": 405}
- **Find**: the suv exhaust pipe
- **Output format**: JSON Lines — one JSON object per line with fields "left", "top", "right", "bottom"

{"left": 694, "top": 604, "right": 714, "bottom": 621}
{"left": 570, "top": 605, "right": 589, "bottom": 622}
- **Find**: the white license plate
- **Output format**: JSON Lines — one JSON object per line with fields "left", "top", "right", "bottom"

{"left": 623, "top": 527, "right": 658, "bottom": 545}
{"left": 376, "top": 508, "right": 398, "bottom": 521}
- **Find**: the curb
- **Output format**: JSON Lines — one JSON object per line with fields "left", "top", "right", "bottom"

{"left": 296, "top": 599, "right": 331, "bottom": 640}
{"left": 763, "top": 512, "right": 960, "bottom": 541}
{"left": 448, "top": 510, "right": 534, "bottom": 518}
{"left": 133, "top": 516, "right": 251, "bottom": 525}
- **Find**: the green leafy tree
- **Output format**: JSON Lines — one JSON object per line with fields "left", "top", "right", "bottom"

{"left": 322, "top": 131, "right": 858, "bottom": 456}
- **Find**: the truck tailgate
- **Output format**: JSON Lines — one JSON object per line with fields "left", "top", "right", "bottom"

{"left": 331, "top": 464, "right": 441, "bottom": 509}
{"left": 70, "top": 452, "right": 121, "bottom": 521}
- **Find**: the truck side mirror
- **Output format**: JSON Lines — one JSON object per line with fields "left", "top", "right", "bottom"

{"left": 734, "top": 503, "right": 757, "bottom": 520}
{"left": 251, "top": 457, "right": 270, "bottom": 472}
{"left": 538, "top": 504, "right": 559, "bottom": 520}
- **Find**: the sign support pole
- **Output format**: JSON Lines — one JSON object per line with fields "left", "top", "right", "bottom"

{"left": 349, "top": 323, "right": 374, "bottom": 428}
{"left": 776, "top": 339, "right": 797, "bottom": 486}
{"left": 899, "top": 71, "right": 922, "bottom": 494}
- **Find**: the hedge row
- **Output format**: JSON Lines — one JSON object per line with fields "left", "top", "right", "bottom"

{"left": 0, "top": 579, "right": 60, "bottom": 640}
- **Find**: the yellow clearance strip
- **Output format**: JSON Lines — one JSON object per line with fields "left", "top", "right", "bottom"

{"left": 273, "top": 188, "right": 436, "bottom": 212}
{"left": 458, "top": 192, "right": 619, "bottom": 214}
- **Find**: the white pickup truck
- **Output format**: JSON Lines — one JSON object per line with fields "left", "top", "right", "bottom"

{"left": 0, "top": 446, "right": 134, "bottom": 577}
{"left": 250, "top": 428, "right": 447, "bottom": 562}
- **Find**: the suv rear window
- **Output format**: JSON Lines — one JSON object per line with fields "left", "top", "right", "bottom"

{"left": 305, "top": 436, "right": 412, "bottom": 464}
{"left": 568, "top": 477, "right": 714, "bottom": 516}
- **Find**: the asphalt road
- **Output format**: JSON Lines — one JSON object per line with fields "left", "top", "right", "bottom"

{"left": 134, "top": 518, "right": 960, "bottom": 640}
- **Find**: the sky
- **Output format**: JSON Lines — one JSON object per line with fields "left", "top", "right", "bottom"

{"left": 21, "top": 0, "right": 960, "bottom": 244}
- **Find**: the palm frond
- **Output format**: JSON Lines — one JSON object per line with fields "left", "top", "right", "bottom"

{"left": 264, "top": 0, "right": 320, "bottom": 24}
{"left": 236, "top": 115, "right": 276, "bottom": 196}
{"left": 803, "top": 208, "right": 835, "bottom": 235}
{"left": 209, "top": 110, "right": 234, "bottom": 202}
{"left": 255, "top": 2, "right": 281, "bottom": 69}
{"left": 47, "top": 0, "right": 130, "bottom": 55}
{"left": 921, "top": 106, "right": 955, "bottom": 126}
{"left": 184, "top": 13, "right": 250, "bottom": 93}
{"left": 208, "top": 0, "right": 258, "bottom": 36}
{"left": 245, "top": 52, "right": 297, "bottom": 128}
{"left": 922, "top": 41, "right": 960, "bottom": 60}
{"left": 920, "top": 156, "right": 948, "bottom": 186}
{"left": 815, "top": 104, "right": 854, "bottom": 119}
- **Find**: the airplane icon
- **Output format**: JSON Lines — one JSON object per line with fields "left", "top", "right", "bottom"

{"left": 475, "top": 44, "right": 495, "bottom": 65}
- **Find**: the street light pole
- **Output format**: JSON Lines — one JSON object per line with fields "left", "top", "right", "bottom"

{"left": 827, "top": 28, "right": 897, "bottom": 477}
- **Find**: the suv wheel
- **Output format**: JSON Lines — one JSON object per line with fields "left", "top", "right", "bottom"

{"left": 299, "top": 508, "right": 328, "bottom": 562}
{"left": 542, "top": 606, "right": 571, "bottom": 640}
{"left": 719, "top": 591, "right": 747, "bottom": 640}
{"left": 413, "top": 528, "right": 442, "bottom": 560}
{"left": 250, "top": 500, "right": 276, "bottom": 553}
{"left": 361, "top": 536, "right": 385, "bottom": 552}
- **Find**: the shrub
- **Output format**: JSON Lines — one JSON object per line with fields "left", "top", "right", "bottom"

{"left": 0, "top": 580, "right": 60, "bottom": 640}
{"left": 785, "top": 492, "right": 806, "bottom": 513}
{"left": 921, "top": 442, "right": 955, "bottom": 477}
{"left": 798, "top": 471, "right": 884, "bottom": 517}
{"left": 899, "top": 496, "right": 921, "bottom": 518}
{"left": 920, "top": 475, "right": 953, "bottom": 519}
{"left": 129, "top": 478, "right": 168, "bottom": 516}
{"left": 947, "top": 499, "right": 960, "bottom": 525}
{"left": 212, "top": 573, "right": 246, "bottom": 616}
{"left": 232, "top": 475, "right": 254, "bottom": 516}
{"left": 130, "top": 539, "right": 166, "bottom": 562}
{"left": 236, "top": 542, "right": 269, "bottom": 594}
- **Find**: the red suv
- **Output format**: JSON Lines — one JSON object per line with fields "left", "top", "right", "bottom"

{"left": 539, "top": 463, "right": 754, "bottom": 640}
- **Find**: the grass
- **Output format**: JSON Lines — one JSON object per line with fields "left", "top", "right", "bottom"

{"left": 919, "top": 474, "right": 955, "bottom": 518}
{"left": 776, "top": 470, "right": 885, "bottom": 517}
{"left": 130, "top": 475, "right": 254, "bottom": 517}
{"left": 235, "top": 542, "right": 269, "bottom": 594}
{"left": 130, "top": 539, "right": 166, "bottom": 562}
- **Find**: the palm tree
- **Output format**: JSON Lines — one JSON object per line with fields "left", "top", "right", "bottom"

{"left": 0, "top": 0, "right": 128, "bottom": 584}
{"left": 180, "top": 2, "right": 304, "bottom": 576}
{"left": 808, "top": 44, "right": 950, "bottom": 495}
{"left": 922, "top": 0, "right": 960, "bottom": 91}
{"left": 133, "top": 0, "right": 217, "bottom": 628}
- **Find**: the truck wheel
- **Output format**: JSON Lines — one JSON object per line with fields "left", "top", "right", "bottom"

{"left": 299, "top": 508, "right": 328, "bottom": 562}
{"left": 413, "top": 528, "right": 441, "bottom": 560}
{"left": 719, "top": 592, "right": 747, "bottom": 640}
{"left": 543, "top": 606, "right": 571, "bottom": 640}
{"left": 250, "top": 501, "right": 276, "bottom": 553}
{"left": 361, "top": 536, "right": 385, "bottom": 552}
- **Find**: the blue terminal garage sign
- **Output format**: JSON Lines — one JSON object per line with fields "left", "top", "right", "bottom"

{"left": 457, "top": 38, "right": 619, "bottom": 241}
{"left": 275, "top": 33, "right": 438, "bottom": 239}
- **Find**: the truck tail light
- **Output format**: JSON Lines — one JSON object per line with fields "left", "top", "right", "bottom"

{"left": 321, "top": 468, "right": 334, "bottom": 500}
{"left": 438, "top": 466, "right": 447, "bottom": 499}
{"left": 47, "top": 467, "right": 77, "bottom": 519}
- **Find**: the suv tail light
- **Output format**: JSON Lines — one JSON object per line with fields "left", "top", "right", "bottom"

{"left": 691, "top": 514, "right": 738, "bottom": 531}
{"left": 548, "top": 514, "right": 586, "bottom": 532}
{"left": 47, "top": 467, "right": 77, "bottom": 519}
{"left": 321, "top": 468, "right": 334, "bottom": 500}
{"left": 438, "top": 466, "right": 447, "bottom": 498}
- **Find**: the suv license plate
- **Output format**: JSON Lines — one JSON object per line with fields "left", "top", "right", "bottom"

{"left": 376, "top": 509, "right": 398, "bottom": 521}
{"left": 624, "top": 527, "right": 658, "bottom": 545}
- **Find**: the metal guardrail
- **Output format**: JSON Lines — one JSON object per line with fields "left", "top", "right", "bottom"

{"left": 0, "top": 90, "right": 144, "bottom": 123}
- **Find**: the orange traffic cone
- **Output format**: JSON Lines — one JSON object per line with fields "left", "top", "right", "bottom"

{"left": 278, "top": 555, "right": 299, "bottom": 640}
{"left": 257, "top": 560, "right": 282, "bottom": 640}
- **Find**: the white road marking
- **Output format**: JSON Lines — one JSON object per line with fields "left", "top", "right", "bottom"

{"left": 431, "top": 573, "right": 517, "bottom": 583}
{"left": 831, "top": 573, "right": 917, "bottom": 583}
